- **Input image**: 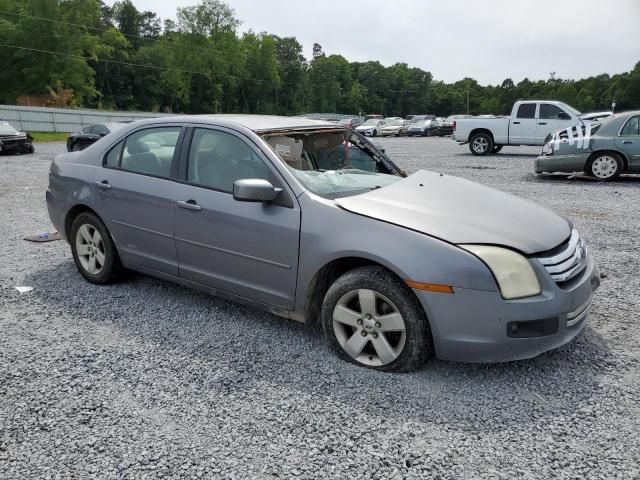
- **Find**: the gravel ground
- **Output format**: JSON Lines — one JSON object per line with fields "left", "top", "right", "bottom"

{"left": 1, "top": 139, "right": 639, "bottom": 479}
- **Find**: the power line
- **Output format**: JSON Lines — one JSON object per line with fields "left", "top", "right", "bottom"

{"left": 0, "top": 9, "right": 219, "bottom": 56}
{"left": 0, "top": 42, "right": 424, "bottom": 95}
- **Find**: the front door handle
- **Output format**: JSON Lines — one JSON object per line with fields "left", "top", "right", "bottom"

{"left": 94, "top": 180, "right": 112, "bottom": 190}
{"left": 513, "top": 121, "right": 521, "bottom": 124}
{"left": 538, "top": 122, "right": 547, "bottom": 125}
{"left": 177, "top": 200, "right": 203, "bottom": 212}
{"left": 622, "top": 140, "right": 633, "bottom": 144}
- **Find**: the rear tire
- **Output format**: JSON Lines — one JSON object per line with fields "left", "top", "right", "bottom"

{"left": 321, "top": 266, "right": 432, "bottom": 372}
{"left": 469, "top": 133, "right": 494, "bottom": 156}
{"left": 372, "top": 129, "right": 378, "bottom": 137}
{"left": 70, "top": 212, "right": 123, "bottom": 285}
{"left": 586, "top": 152, "right": 622, "bottom": 180}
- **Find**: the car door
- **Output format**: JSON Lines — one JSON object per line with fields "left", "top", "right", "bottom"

{"left": 173, "top": 126, "right": 301, "bottom": 310}
{"left": 92, "top": 125, "right": 185, "bottom": 276}
{"left": 615, "top": 115, "right": 640, "bottom": 172}
{"left": 509, "top": 103, "right": 537, "bottom": 145}
{"left": 535, "top": 103, "right": 573, "bottom": 144}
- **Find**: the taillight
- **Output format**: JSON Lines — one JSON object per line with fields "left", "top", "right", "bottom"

{"left": 452, "top": 121, "right": 456, "bottom": 131}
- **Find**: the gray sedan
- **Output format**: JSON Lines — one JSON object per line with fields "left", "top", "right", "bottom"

{"left": 47, "top": 115, "right": 600, "bottom": 371}
{"left": 536, "top": 110, "right": 640, "bottom": 179}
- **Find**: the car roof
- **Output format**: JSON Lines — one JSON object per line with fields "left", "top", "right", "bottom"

{"left": 148, "top": 114, "right": 336, "bottom": 133}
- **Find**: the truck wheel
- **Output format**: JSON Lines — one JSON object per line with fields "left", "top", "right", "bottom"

{"left": 492, "top": 145, "right": 503, "bottom": 154}
{"left": 469, "top": 133, "right": 494, "bottom": 156}
{"left": 586, "top": 153, "right": 622, "bottom": 180}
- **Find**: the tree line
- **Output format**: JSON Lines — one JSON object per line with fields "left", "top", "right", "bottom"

{"left": 1, "top": 0, "right": 639, "bottom": 117}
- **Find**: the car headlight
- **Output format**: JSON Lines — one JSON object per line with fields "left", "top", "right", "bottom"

{"left": 459, "top": 245, "right": 541, "bottom": 299}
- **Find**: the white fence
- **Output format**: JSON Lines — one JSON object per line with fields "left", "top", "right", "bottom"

{"left": 0, "top": 105, "right": 169, "bottom": 133}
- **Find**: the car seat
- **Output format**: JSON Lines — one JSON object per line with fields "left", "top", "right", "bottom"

{"left": 122, "top": 140, "right": 164, "bottom": 176}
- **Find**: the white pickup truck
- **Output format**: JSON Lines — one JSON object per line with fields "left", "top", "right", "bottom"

{"left": 453, "top": 100, "right": 583, "bottom": 155}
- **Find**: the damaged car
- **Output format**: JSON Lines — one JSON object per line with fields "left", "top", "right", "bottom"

{"left": 47, "top": 115, "right": 600, "bottom": 371}
{"left": 0, "top": 121, "right": 35, "bottom": 155}
{"left": 536, "top": 111, "right": 640, "bottom": 180}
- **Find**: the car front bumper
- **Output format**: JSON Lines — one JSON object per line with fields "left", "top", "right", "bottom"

{"left": 415, "top": 253, "right": 600, "bottom": 363}
{"left": 535, "top": 153, "right": 590, "bottom": 173}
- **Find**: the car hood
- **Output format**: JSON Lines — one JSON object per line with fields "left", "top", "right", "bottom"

{"left": 335, "top": 170, "right": 570, "bottom": 254}
{"left": 356, "top": 125, "right": 376, "bottom": 130}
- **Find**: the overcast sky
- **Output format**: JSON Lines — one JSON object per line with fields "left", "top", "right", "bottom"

{"left": 107, "top": 0, "right": 640, "bottom": 85}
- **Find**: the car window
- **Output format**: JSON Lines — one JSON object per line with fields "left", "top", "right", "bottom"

{"left": 81, "top": 126, "right": 91, "bottom": 134}
{"left": 90, "top": 125, "right": 109, "bottom": 135}
{"left": 539, "top": 104, "right": 567, "bottom": 120}
{"left": 620, "top": 116, "right": 640, "bottom": 136}
{"left": 516, "top": 104, "right": 536, "bottom": 119}
{"left": 187, "top": 128, "right": 272, "bottom": 193}
{"left": 120, "top": 127, "right": 181, "bottom": 177}
{"left": 104, "top": 141, "right": 124, "bottom": 168}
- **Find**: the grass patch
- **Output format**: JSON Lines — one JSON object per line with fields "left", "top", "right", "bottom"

{"left": 30, "top": 132, "right": 69, "bottom": 143}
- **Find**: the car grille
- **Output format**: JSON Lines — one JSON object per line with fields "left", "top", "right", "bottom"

{"left": 536, "top": 230, "right": 588, "bottom": 283}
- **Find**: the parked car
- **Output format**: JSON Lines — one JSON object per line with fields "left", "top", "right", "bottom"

{"left": 453, "top": 101, "right": 584, "bottom": 155}
{"left": 0, "top": 121, "right": 34, "bottom": 155}
{"left": 67, "top": 122, "right": 131, "bottom": 152}
{"left": 338, "top": 118, "right": 363, "bottom": 130}
{"left": 47, "top": 115, "right": 600, "bottom": 371}
{"left": 436, "top": 117, "right": 453, "bottom": 136}
{"left": 355, "top": 118, "right": 388, "bottom": 137}
{"left": 409, "top": 115, "right": 434, "bottom": 123}
{"left": 379, "top": 118, "right": 409, "bottom": 137}
{"left": 407, "top": 118, "right": 439, "bottom": 137}
{"left": 364, "top": 114, "right": 383, "bottom": 121}
{"left": 535, "top": 111, "right": 640, "bottom": 180}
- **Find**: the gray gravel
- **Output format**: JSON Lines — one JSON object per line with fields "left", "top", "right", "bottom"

{"left": 1, "top": 139, "right": 639, "bottom": 479}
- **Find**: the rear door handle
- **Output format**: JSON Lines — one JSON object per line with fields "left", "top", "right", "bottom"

{"left": 513, "top": 121, "right": 520, "bottom": 124}
{"left": 177, "top": 200, "right": 203, "bottom": 212}
{"left": 622, "top": 141, "right": 633, "bottom": 144}
{"left": 538, "top": 122, "right": 547, "bottom": 125}
{"left": 94, "top": 180, "right": 112, "bottom": 190}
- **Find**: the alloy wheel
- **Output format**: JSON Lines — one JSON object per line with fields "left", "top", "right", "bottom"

{"left": 332, "top": 289, "right": 406, "bottom": 367}
{"left": 75, "top": 224, "right": 106, "bottom": 275}
{"left": 472, "top": 137, "right": 489, "bottom": 154}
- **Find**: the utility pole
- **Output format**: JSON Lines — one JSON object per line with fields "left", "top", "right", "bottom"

{"left": 466, "top": 86, "right": 470, "bottom": 115}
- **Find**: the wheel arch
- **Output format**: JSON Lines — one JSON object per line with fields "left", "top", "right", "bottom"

{"left": 64, "top": 204, "right": 103, "bottom": 239}
{"left": 469, "top": 128, "right": 495, "bottom": 142}
{"left": 303, "top": 256, "right": 426, "bottom": 327}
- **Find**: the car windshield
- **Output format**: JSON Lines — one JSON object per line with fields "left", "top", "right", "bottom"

{"left": 563, "top": 104, "right": 581, "bottom": 116}
{"left": 263, "top": 129, "right": 400, "bottom": 199}
{"left": 0, "top": 122, "right": 20, "bottom": 135}
{"left": 412, "top": 120, "right": 429, "bottom": 127}
{"left": 386, "top": 119, "right": 404, "bottom": 126}
{"left": 362, "top": 119, "right": 380, "bottom": 126}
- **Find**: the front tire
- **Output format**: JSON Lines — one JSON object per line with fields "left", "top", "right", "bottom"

{"left": 372, "top": 129, "right": 378, "bottom": 137}
{"left": 469, "top": 133, "right": 494, "bottom": 156}
{"left": 586, "top": 152, "right": 622, "bottom": 180}
{"left": 321, "top": 266, "right": 432, "bottom": 372}
{"left": 70, "top": 212, "right": 122, "bottom": 284}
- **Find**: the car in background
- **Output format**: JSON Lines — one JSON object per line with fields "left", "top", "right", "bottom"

{"left": 364, "top": 114, "right": 383, "bottom": 121}
{"left": 67, "top": 122, "right": 131, "bottom": 152}
{"left": 339, "top": 118, "right": 363, "bottom": 130}
{"left": 407, "top": 118, "right": 439, "bottom": 137}
{"left": 409, "top": 115, "right": 434, "bottom": 123}
{"left": 435, "top": 117, "right": 454, "bottom": 136}
{"left": 535, "top": 110, "right": 640, "bottom": 180}
{"left": 454, "top": 101, "right": 583, "bottom": 155}
{"left": 47, "top": 114, "right": 600, "bottom": 371}
{"left": 379, "top": 118, "right": 409, "bottom": 137}
{"left": 0, "top": 121, "right": 34, "bottom": 155}
{"left": 356, "top": 118, "right": 388, "bottom": 137}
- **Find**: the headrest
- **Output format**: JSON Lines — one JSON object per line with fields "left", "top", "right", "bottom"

{"left": 127, "top": 140, "right": 150, "bottom": 155}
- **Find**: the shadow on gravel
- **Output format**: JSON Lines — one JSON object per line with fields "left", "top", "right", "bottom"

{"left": 24, "top": 261, "right": 617, "bottom": 433}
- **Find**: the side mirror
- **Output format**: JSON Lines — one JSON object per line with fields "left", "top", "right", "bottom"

{"left": 233, "top": 179, "right": 282, "bottom": 203}
{"left": 558, "top": 112, "right": 571, "bottom": 120}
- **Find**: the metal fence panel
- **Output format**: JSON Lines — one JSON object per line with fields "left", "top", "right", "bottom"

{"left": 0, "top": 105, "right": 169, "bottom": 132}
